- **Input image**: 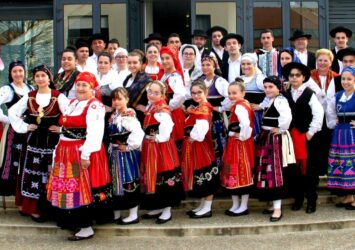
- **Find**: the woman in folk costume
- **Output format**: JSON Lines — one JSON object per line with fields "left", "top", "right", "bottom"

{"left": 199, "top": 55, "right": 230, "bottom": 166}
{"left": 108, "top": 87, "right": 144, "bottom": 225}
{"left": 255, "top": 76, "right": 295, "bottom": 222}
{"left": 143, "top": 44, "right": 164, "bottom": 81}
{"left": 54, "top": 47, "right": 80, "bottom": 100}
{"left": 283, "top": 62, "right": 324, "bottom": 214}
{"left": 112, "top": 48, "right": 131, "bottom": 87}
{"left": 47, "top": 72, "right": 112, "bottom": 241}
{"left": 123, "top": 51, "right": 152, "bottom": 125}
{"left": 8, "top": 65, "right": 68, "bottom": 221}
{"left": 0, "top": 61, "right": 33, "bottom": 203}
{"left": 159, "top": 46, "right": 186, "bottom": 147}
{"left": 178, "top": 44, "right": 203, "bottom": 107}
{"left": 221, "top": 78, "right": 254, "bottom": 217}
{"left": 326, "top": 66, "right": 355, "bottom": 210}
{"left": 140, "top": 80, "right": 184, "bottom": 224}
{"left": 240, "top": 53, "right": 266, "bottom": 140}
{"left": 309, "top": 49, "right": 340, "bottom": 176}
{"left": 182, "top": 80, "right": 218, "bottom": 219}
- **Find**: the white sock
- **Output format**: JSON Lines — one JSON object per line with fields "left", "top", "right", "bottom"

{"left": 195, "top": 200, "right": 212, "bottom": 216}
{"left": 75, "top": 226, "right": 94, "bottom": 237}
{"left": 114, "top": 210, "right": 121, "bottom": 220}
{"left": 147, "top": 209, "right": 163, "bottom": 215}
{"left": 193, "top": 198, "right": 205, "bottom": 212}
{"left": 158, "top": 207, "right": 171, "bottom": 220}
{"left": 233, "top": 194, "right": 249, "bottom": 213}
{"left": 273, "top": 200, "right": 282, "bottom": 209}
{"left": 229, "top": 195, "right": 240, "bottom": 211}
{"left": 122, "top": 206, "right": 138, "bottom": 223}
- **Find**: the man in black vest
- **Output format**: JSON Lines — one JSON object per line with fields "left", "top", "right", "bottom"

{"left": 219, "top": 33, "right": 244, "bottom": 83}
{"left": 289, "top": 30, "right": 316, "bottom": 70}
{"left": 206, "top": 26, "right": 229, "bottom": 71}
{"left": 329, "top": 26, "right": 353, "bottom": 74}
{"left": 191, "top": 29, "right": 210, "bottom": 58}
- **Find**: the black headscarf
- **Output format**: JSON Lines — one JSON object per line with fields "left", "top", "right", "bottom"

{"left": 32, "top": 65, "right": 55, "bottom": 89}
{"left": 8, "top": 61, "right": 25, "bottom": 83}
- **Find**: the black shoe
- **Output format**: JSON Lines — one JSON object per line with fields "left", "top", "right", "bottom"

{"left": 231, "top": 209, "right": 249, "bottom": 217}
{"left": 262, "top": 209, "right": 274, "bottom": 215}
{"left": 31, "top": 215, "right": 47, "bottom": 223}
{"left": 345, "top": 203, "right": 355, "bottom": 210}
{"left": 291, "top": 203, "right": 303, "bottom": 211}
{"left": 117, "top": 217, "right": 140, "bottom": 225}
{"left": 156, "top": 216, "right": 172, "bottom": 224}
{"left": 306, "top": 204, "right": 316, "bottom": 214}
{"left": 67, "top": 234, "right": 94, "bottom": 241}
{"left": 190, "top": 210, "right": 212, "bottom": 219}
{"left": 141, "top": 213, "right": 162, "bottom": 219}
{"left": 270, "top": 213, "right": 283, "bottom": 222}
{"left": 224, "top": 209, "right": 235, "bottom": 216}
{"left": 186, "top": 210, "right": 195, "bottom": 216}
{"left": 335, "top": 202, "right": 352, "bottom": 208}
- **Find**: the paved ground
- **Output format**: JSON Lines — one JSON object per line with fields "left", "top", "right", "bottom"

{"left": 0, "top": 228, "right": 354, "bottom": 250}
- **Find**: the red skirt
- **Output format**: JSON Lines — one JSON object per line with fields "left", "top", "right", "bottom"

{"left": 171, "top": 108, "right": 186, "bottom": 141}
{"left": 181, "top": 138, "right": 216, "bottom": 191}
{"left": 141, "top": 137, "right": 180, "bottom": 193}
{"left": 221, "top": 136, "right": 254, "bottom": 189}
{"left": 290, "top": 128, "right": 307, "bottom": 175}
{"left": 47, "top": 139, "right": 111, "bottom": 209}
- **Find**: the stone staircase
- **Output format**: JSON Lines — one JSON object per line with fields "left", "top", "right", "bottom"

{"left": 0, "top": 176, "right": 354, "bottom": 238}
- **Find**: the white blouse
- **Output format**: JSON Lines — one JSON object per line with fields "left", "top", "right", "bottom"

{"left": 0, "top": 83, "right": 32, "bottom": 124}
{"left": 150, "top": 110, "right": 174, "bottom": 143}
{"left": 190, "top": 119, "right": 209, "bottom": 142}
{"left": 111, "top": 109, "right": 144, "bottom": 151}
{"left": 228, "top": 104, "right": 253, "bottom": 141}
{"left": 61, "top": 99, "right": 105, "bottom": 160}
{"left": 204, "top": 76, "right": 231, "bottom": 112}
{"left": 96, "top": 69, "right": 122, "bottom": 90}
{"left": 8, "top": 92, "right": 69, "bottom": 134}
{"left": 161, "top": 73, "right": 186, "bottom": 111}
{"left": 261, "top": 95, "right": 292, "bottom": 132}
{"left": 290, "top": 84, "right": 324, "bottom": 136}
{"left": 326, "top": 92, "right": 353, "bottom": 129}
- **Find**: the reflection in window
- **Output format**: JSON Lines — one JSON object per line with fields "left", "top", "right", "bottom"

{"left": 253, "top": 2, "right": 282, "bottom": 49}
{"left": 101, "top": 4, "right": 127, "bottom": 49}
{"left": 196, "top": 2, "right": 236, "bottom": 33}
{"left": 0, "top": 20, "right": 53, "bottom": 85}
{"left": 64, "top": 4, "right": 92, "bottom": 47}
{"left": 290, "top": 1, "right": 319, "bottom": 51}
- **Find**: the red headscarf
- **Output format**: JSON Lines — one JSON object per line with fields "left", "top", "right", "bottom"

{"left": 160, "top": 46, "right": 184, "bottom": 83}
{"left": 75, "top": 71, "right": 101, "bottom": 100}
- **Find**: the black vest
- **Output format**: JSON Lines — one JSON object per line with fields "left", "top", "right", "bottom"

{"left": 262, "top": 100, "right": 280, "bottom": 128}
{"left": 284, "top": 87, "right": 313, "bottom": 133}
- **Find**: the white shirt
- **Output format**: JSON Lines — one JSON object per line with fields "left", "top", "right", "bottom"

{"left": 228, "top": 56, "right": 242, "bottom": 83}
{"left": 146, "top": 109, "right": 174, "bottom": 143}
{"left": 290, "top": 84, "right": 324, "bottom": 136}
{"left": 326, "top": 92, "right": 353, "bottom": 129}
{"left": 89, "top": 54, "right": 98, "bottom": 69}
{"left": 0, "top": 83, "right": 33, "bottom": 124}
{"left": 294, "top": 50, "right": 308, "bottom": 66}
{"left": 261, "top": 95, "right": 292, "bottom": 132}
{"left": 211, "top": 46, "right": 224, "bottom": 60}
{"left": 204, "top": 76, "right": 231, "bottom": 112}
{"left": 335, "top": 47, "right": 344, "bottom": 73}
{"left": 228, "top": 104, "right": 253, "bottom": 141}
{"left": 96, "top": 69, "right": 122, "bottom": 90}
{"left": 190, "top": 119, "right": 209, "bottom": 142}
{"left": 77, "top": 57, "right": 97, "bottom": 74}
{"left": 161, "top": 73, "right": 186, "bottom": 111}
{"left": 8, "top": 92, "right": 69, "bottom": 134}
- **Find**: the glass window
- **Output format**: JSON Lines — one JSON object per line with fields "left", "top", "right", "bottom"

{"left": 101, "top": 4, "right": 127, "bottom": 49}
{"left": 290, "top": 1, "right": 319, "bottom": 51}
{"left": 64, "top": 4, "right": 92, "bottom": 47}
{"left": 253, "top": 1, "right": 282, "bottom": 49}
{"left": 196, "top": 2, "right": 236, "bottom": 33}
{"left": 0, "top": 20, "right": 53, "bottom": 85}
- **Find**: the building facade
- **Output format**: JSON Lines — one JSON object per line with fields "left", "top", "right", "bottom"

{"left": 0, "top": 0, "right": 354, "bottom": 83}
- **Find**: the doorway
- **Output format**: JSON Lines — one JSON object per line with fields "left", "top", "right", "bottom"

{"left": 145, "top": 0, "right": 191, "bottom": 44}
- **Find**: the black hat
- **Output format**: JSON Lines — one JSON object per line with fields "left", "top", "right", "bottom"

{"left": 330, "top": 26, "right": 352, "bottom": 38}
{"left": 206, "top": 26, "right": 228, "bottom": 37}
{"left": 191, "top": 29, "right": 207, "bottom": 38}
{"left": 89, "top": 33, "right": 108, "bottom": 45}
{"left": 337, "top": 47, "right": 355, "bottom": 61}
{"left": 75, "top": 38, "right": 90, "bottom": 49}
{"left": 143, "top": 33, "right": 165, "bottom": 43}
{"left": 263, "top": 75, "right": 282, "bottom": 90}
{"left": 289, "top": 29, "right": 312, "bottom": 41}
{"left": 220, "top": 33, "right": 244, "bottom": 47}
{"left": 282, "top": 62, "right": 311, "bottom": 83}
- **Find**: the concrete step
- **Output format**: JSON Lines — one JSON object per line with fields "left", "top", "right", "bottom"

{"left": 0, "top": 204, "right": 353, "bottom": 238}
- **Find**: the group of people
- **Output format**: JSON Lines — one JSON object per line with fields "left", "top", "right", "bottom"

{"left": 0, "top": 24, "right": 354, "bottom": 241}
